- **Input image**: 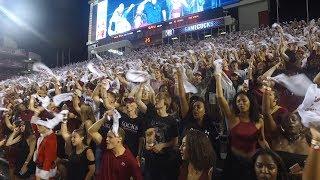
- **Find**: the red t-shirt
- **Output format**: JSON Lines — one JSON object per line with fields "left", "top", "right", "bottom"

{"left": 97, "top": 139, "right": 143, "bottom": 180}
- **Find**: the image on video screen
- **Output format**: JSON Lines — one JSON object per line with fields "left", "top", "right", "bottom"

{"left": 95, "top": 0, "right": 238, "bottom": 40}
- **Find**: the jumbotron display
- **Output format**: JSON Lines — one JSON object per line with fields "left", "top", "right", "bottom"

{"left": 95, "top": 0, "right": 238, "bottom": 40}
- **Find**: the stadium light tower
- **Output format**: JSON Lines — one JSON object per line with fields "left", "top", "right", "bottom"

{"left": 276, "top": 0, "right": 279, "bottom": 23}
{"left": 306, "top": 0, "right": 309, "bottom": 22}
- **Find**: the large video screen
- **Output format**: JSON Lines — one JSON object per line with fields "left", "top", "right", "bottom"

{"left": 95, "top": 0, "right": 238, "bottom": 40}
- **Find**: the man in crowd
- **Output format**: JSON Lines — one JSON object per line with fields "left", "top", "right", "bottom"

{"left": 89, "top": 110, "right": 143, "bottom": 180}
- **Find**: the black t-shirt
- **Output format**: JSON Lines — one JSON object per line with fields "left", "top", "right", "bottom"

{"left": 144, "top": 105, "right": 179, "bottom": 152}
{"left": 119, "top": 113, "right": 145, "bottom": 157}
{"left": 182, "top": 114, "right": 221, "bottom": 154}
{"left": 183, "top": 115, "right": 219, "bottom": 139}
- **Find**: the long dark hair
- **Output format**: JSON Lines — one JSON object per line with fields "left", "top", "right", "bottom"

{"left": 232, "top": 91, "right": 260, "bottom": 123}
{"left": 185, "top": 129, "right": 216, "bottom": 172}
{"left": 19, "top": 121, "right": 34, "bottom": 139}
{"left": 252, "top": 148, "right": 289, "bottom": 180}
{"left": 72, "top": 127, "right": 87, "bottom": 145}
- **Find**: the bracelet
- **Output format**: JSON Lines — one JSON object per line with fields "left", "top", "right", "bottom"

{"left": 24, "top": 162, "right": 29, "bottom": 165}
{"left": 62, "top": 120, "right": 68, "bottom": 124}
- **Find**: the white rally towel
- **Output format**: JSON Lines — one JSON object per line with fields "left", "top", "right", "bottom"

{"left": 52, "top": 93, "right": 73, "bottom": 106}
{"left": 87, "top": 62, "right": 106, "bottom": 78}
{"left": 212, "top": 58, "right": 235, "bottom": 100}
{"left": 213, "top": 59, "right": 223, "bottom": 74}
{"left": 32, "top": 63, "right": 59, "bottom": 80}
{"left": 0, "top": 107, "right": 9, "bottom": 112}
{"left": 31, "top": 110, "right": 67, "bottom": 129}
{"left": 177, "top": 63, "right": 198, "bottom": 94}
{"left": 272, "top": 73, "right": 313, "bottom": 97}
{"left": 34, "top": 95, "right": 51, "bottom": 109}
{"left": 106, "top": 109, "right": 122, "bottom": 137}
{"left": 297, "top": 84, "right": 320, "bottom": 128}
{"left": 126, "top": 70, "right": 150, "bottom": 83}
{"left": 80, "top": 71, "right": 89, "bottom": 83}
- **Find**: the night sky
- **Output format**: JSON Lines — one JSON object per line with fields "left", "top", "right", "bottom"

{"left": 0, "top": 0, "right": 89, "bottom": 67}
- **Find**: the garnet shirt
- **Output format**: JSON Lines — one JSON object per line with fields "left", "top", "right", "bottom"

{"left": 97, "top": 138, "right": 143, "bottom": 180}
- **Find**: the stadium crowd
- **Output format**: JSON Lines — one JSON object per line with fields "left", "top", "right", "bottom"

{"left": 0, "top": 19, "right": 320, "bottom": 180}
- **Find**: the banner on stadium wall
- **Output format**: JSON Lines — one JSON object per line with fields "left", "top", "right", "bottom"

{"left": 162, "top": 17, "right": 225, "bottom": 38}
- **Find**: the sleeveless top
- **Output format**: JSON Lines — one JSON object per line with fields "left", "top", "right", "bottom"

{"left": 67, "top": 147, "right": 92, "bottom": 180}
{"left": 178, "top": 163, "right": 210, "bottom": 180}
{"left": 15, "top": 139, "right": 29, "bottom": 170}
{"left": 14, "top": 138, "right": 36, "bottom": 178}
{"left": 230, "top": 121, "right": 259, "bottom": 154}
{"left": 276, "top": 151, "right": 307, "bottom": 171}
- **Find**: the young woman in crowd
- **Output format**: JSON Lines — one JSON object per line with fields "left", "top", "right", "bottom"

{"left": 179, "top": 129, "right": 216, "bottom": 180}
{"left": 5, "top": 121, "right": 36, "bottom": 180}
{"left": 60, "top": 117, "right": 95, "bottom": 180}
{"left": 263, "top": 89, "right": 309, "bottom": 175}
{"left": 215, "top": 72, "right": 269, "bottom": 179}
{"left": 177, "top": 66, "right": 222, "bottom": 157}
{"left": 73, "top": 95, "right": 96, "bottom": 132}
{"left": 252, "top": 148, "right": 289, "bottom": 180}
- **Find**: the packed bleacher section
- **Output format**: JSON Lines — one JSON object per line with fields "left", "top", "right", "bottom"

{"left": 0, "top": 36, "right": 40, "bottom": 81}
{"left": 0, "top": 19, "right": 320, "bottom": 180}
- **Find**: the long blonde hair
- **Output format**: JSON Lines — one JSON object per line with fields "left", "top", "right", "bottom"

{"left": 80, "top": 104, "right": 96, "bottom": 123}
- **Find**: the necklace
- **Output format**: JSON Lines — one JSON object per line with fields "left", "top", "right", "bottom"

{"left": 287, "top": 133, "right": 302, "bottom": 143}
{"left": 280, "top": 125, "right": 304, "bottom": 143}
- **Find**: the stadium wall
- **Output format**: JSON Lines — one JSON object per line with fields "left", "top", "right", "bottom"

{"left": 224, "top": 0, "right": 269, "bottom": 31}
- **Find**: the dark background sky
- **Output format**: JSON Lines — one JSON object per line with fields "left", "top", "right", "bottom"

{"left": 0, "top": 0, "right": 89, "bottom": 67}
{"left": 269, "top": 0, "right": 319, "bottom": 24}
